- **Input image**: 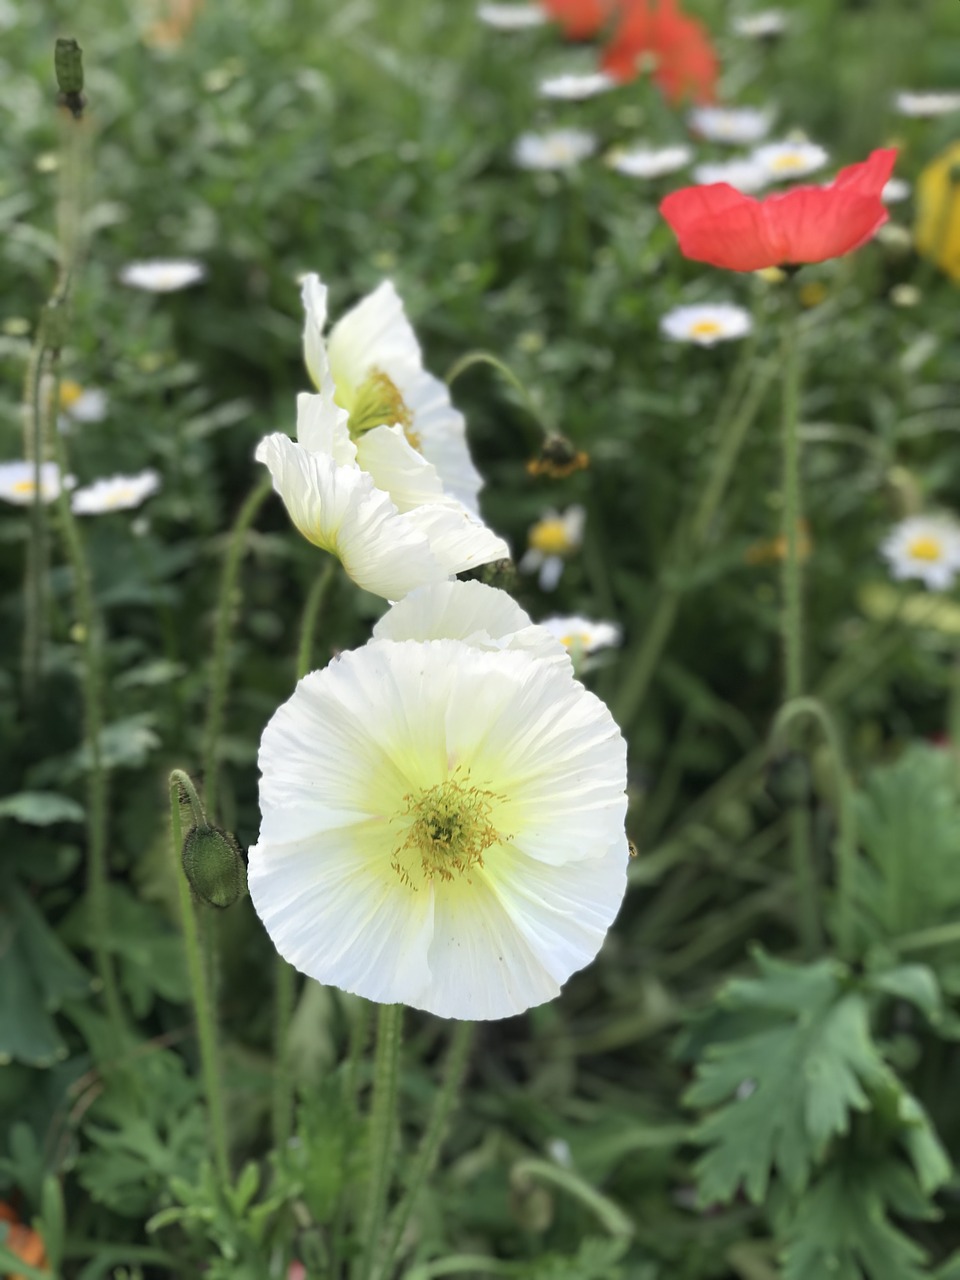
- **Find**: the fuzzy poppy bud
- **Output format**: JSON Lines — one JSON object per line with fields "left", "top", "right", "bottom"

{"left": 54, "top": 38, "right": 86, "bottom": 117}
{"left": 182, "top": 824, "right": 247, "bottom": 908}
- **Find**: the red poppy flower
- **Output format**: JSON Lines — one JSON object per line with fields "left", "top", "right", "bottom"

{"left": 601, "top": 0, "right": 718, "bottom": 105}
{"left": 540, "top": 0, "right": 616, "bottom": 39}
{"left": 659, "top": 148, "right": 898, "bottom": 271}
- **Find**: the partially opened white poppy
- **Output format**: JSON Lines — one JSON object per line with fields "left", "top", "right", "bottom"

{"left": 248, "top": 626, "right": 629, "bottom": 1020}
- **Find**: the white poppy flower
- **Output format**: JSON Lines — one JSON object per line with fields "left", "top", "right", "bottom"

{"left": 512, "top": 129, "right": 597, "bottom": 171}
{"left": 519, "top": 505, "right": 586, "bottom": 591}
{"left": 0, "top": 460, "right": 71, "bottom": 506}
{"left": 688, "top": 106, "right": 773, "bottom": 145}
{"left": 894, "top": 91, "right": 960, "bottom": 118}
{"left": 118, "top": 259, "right": 206, "bottom": 292}
{"left": 539, "top": 615, "right": 622, "bottom": 656}
{"left": 538, "top": 71, "right": 616, "bottom": 101}
{"left": 692, "top": 157, "right": 769, "bottom": 192}
{"left": 605, "top": 144, "right": 693, "bottom": 179}
{"left": 880, "top": 515, "right": 960, "bottom": 592}
{"left": 731, "top": 10, "right": 788, "bottom": 38}
{"left": 71, "top": 470, "right": 161, "bottom": 514}
{"left": 660, "top": 303, "right": 752, "bottom": 347}
{"left": 301, "top": 274, "right": 483, "bottom": 515}
{"left": 477, "top": 2, "right": 548, "bottom": 28}
{"left": 248, "top": 635, "right": 629, "bottom": 1020}
{"left": 750, "top": 140, "right": 828, "bottom": 181}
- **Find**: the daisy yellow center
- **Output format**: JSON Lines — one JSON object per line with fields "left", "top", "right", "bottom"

{"left": 690, "top": 319, "right": 723, "bottom": 338}
{"left": 347, "top": 369, "right": 421, "bottom": 450}
{"left": 560, "top": 632, "right": 590, "bottom": 650}
{"left": 393, "top": 775, "right": 504, "bottom": 886}
{"left": 12, "top": 479, "right": 36, "bottom": 495}
{"left": 770, "top": 151, "right": 807, "bottom": 173}
{"left": 907, "top": 535, "right": 944, "bottom": 562}
{"left": 59, "top": 379, "right": 84, "bottom": 409}
{"left": 530, "top": 518, "right": 574, "bottom": 556}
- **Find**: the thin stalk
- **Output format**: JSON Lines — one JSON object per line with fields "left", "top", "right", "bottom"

{"left": 780, "top": 298, "right": 804, "bottom": 704}
{"left": 295, "top": 560, "right": 337, "bottom": 678}
{"left": 328, "top": 1000, "right": 375, "bottom": 1272}
{"left": 356, "top": 1004, "right": 403, "bottom": 1280}
{"left": 22, "top": 344, "right": 50, "bottom": 703}
{"left": 508, "top": 1159, "right": 634, "bottom": 1239}
{"left": 374, "top": 1022, "right": 474, "bottom": 1280}
{"left": 444, "top": 350, "right": 549, "bottom": 444}
{"left": 202, "top": 473, "right": 273, "bottom": 820}
{"left": 168, "top": 770, "right": 230, "bottom": 1181}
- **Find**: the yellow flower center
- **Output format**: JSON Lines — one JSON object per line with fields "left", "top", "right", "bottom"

{"left": 11, "top": 479, "right": 36, "bottom": 495}
{"left": 59, "top": 379, "right": 84, "bottom": 409}
{"left": 560, "top": 632, "right": 589, "bottom": 650}
{"left": 529, "top": 518, "right": 574, "bottom": 556}
{"left": 392, "top": 773, "right": 505, "bottom": 887}
{"left": 907, "top": 535, "right": 944, "bottom": 562}
{"left": 770, "top": 151, "right": 807, "bottom": 173}
{"left": 346, "top": 369, "right": 420, "bottom": 450}
{"left": 690, "top": 319, "right": 723, "bottom": 339}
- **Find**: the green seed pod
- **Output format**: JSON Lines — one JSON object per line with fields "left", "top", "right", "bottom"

{"left": 182, "top": 824, "right": 247, "bottom": 909}
{"left": 54, "top": 39, "right": 84, "bottom": 95}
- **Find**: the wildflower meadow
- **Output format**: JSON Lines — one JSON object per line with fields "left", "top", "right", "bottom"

{"left": 4, "top": 0, "right": 960, "bottom": 1277}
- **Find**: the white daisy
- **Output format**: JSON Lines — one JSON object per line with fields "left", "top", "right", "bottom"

{"left": 882, "top": 178, "right": 911, "bottom": 204}
{"left": 881, "top": 515, "right": 960, "bottom": 592}
{"left": 539, "top": 615, "right": 622, "bottom": 656}
{"left": 688, "top": 106, "right": 773, "bottom": 145}
{"left": 894, "top": 91, "right": 960, "bottom": 118}
{"left": 477, "top": 2, "right": 548, "bottom": 29}
{"left": 301, "top": 274, "right": 484, "bottom": 516}
{"left": 538, "top": 71, "right": 616, "bottom": 101}
{"left": 605, "top": 143, "right": 693, "bottom": 179}
{"left": 692, "top": 157, "right": 770, "bottom": 192}
{"left": 118, "top": 259, "right": 206, "bottom": 292}
{"left": 512, "top": 129, "right": 597, "bottom": 171}
{"left": 0, "top": 460, "right": 71, "bottom": 506}
{"left": 660, "top": 303, "right": 753, "bottom": 347}
{"left": 750, "top": 140, "right": 828, "bottom": 181}
{"left": 59, "top": 381, "right": 108, "bottom": 424}
{"left": 247, "top": 622, "right": 629, "bottom": 1020}
{"left": 71, "top": 470, "right": 161, "bottom": 514}
{"left": 519, "top": 505, "right": 586, "bottom": 591}
{"left": 731, "top": 10, "right": 788, "bottom": 38}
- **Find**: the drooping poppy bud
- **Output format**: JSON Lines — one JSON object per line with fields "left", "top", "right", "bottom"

{"left": 182, "top": 824, "right": 247, "bottom": 909}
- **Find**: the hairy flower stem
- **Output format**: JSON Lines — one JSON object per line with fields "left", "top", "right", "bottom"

{"left": 373, "top": 1021, "right": 474, "bottom": 1280}
{"left": 357, "top": 1003, "right": 403, "bottom": 1280}
{"left": 22, "top": 345, "right": 50, "bottom": 705}
{"left": 445, "top": 349, "right": 550, "bottom": 445}
{"left": 614, "top": 353, "right": 774, "bottom": 732}
{"left": 168, "top": 770, "right": 230, "bottom": 1181}
{"left": 202, "top": 473, "right": 273, "bottom": 821}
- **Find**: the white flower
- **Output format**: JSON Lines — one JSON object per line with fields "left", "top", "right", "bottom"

{"left": 71, "top": 470, "right": 161, "bottom": 514}
{"left": 881, "top": 515, "right": 960, "bottom": 592}
{"left": 256, "top": 396, "right": 508, "bottom": 600}
{"left": 660, "top": 303, "right": 752, "bottom": 347}
{"left": 750, "top": 140, "right": 828, "bottom": 181}
{"left": 513, "top": 129, "right": 597, "bottom": 171}
{"left": 605, "top": 144, "right": 693, "bottom": 179}
{"left": 247, "top": 613, "right": 629, "bottom": 1020}
{"left": 894, "top": 91, "right": 960, "bottom": 118}
{"left": 59, "top": 381, "right": 108, "bottom": 424}
{"left": 301, "top": 274, "right": 483, "bottom": 515}
{"left": 688, "top": 106, "right": 773, "bottom": 145}
{"left": 731, "top": 9, "right": 788, "bottom": 38}
{"left": 538, "top": 71, "right": 616, "bottom": 101}
{"left": 882, "top": 178, "right": 911, "bottom": 204}
{"left": 477, "top": 2, "right": 547, "bottom": 28}
{"left": 519, "top": 505, "right": 586, "bottom": 591}
{"left": 692, "top": 157, "right": 769, "bottom": 192}
{"left": 0, "top": 460, "right": 71, "bottom": 506}
{"left": 118, "top": 259, "right": 206, "bottom": 292}
{"left": 539, "top": 615, "right": 622, "bottom": 656}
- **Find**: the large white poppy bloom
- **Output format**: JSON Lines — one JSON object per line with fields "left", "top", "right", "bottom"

{"left": 301, "top": 274, "right": 483, "bottom": 515}
{"left": 248, "top": 589, "right": 629, "bottom": 1020}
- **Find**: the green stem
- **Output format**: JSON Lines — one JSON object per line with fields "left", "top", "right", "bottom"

{"left": 22, "top": 344, "right": 49, "bottom": 704}
{"left": 508, "top": 1159, "right": 634, "bottom": 1239}
{"left": 357, "top": 1004, "right": 403, "bottom": 1280}
{"left": 374, "top": 1022, "right": 474, "bottom": 1280}
{"left": 780, "top": 298, "right": 804, "bottom": 704}
{"left": 202, "top": 473, "right": 273, "bottom": 820}
{"left": 168, "top": 770, "right": 229, "bottom": 1181}
{"left": 295, "top": 560, "right": 337, "bottom": 678}
{"left": 444, "top": 350, "right": 549, "bottom": 442}
{"left": 329, "top": 1000, "right": 375, "bottom": 1272}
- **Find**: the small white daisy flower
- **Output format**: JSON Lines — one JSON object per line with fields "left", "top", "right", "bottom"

{"left": 519, "top": 505, "right": 586, "bottom": 591}
{"left": 692, "top": 157, "right": 770, "bottom": 192}
{"left": 606, "top": 143, "right": 693, "bottom": 178}
{"left": 882, "top": 177, "right": 911, "bottom": 204}
{"left": 731, "top": 10, "right": 788, "bottom": 38}
{"left": 118, "top": 259, "right": 206, "bottom": 292}
{"left": 538, "top": 71, "right": 616, "bottom": 101}
{"left": 894, "top": 91, "right": 960, "bottom": 118}
{"left": 539, "top": 615, "right": 622, "bottom": 656}
{"left": 750, "top": 140, "right": 828, "bottom": 181}
{"left": 660, "top": 303, "right": 753, "bottom": 347}
{"left": 512, "top": 129, "right": 597, "bottom": 171}
{"left": 0, "top": 460, "right": 71, "bottom": 506}
{"left": 688, "top": 106, "right": 773, "bottom": 145}
{"left": 477, "top": 2, "right": 548, "bottom": 28}
{"left": 59, "top": 381, "right": 108, "bottom": 424}
{"left": 71, "top": 470, "right": 161, "bottom": 515}
{"left": 881, "top": 515, "right": 960, "bottom": 592}
{"left": 248, "top": 592, "right": 629, "bottom": 1020}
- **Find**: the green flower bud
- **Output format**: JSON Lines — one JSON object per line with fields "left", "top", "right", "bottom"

{"left": 182, "top": 824, "right": 247, "bottom": 909}
{"left": 54, "top": 38, "right": 85, "bottom": 118}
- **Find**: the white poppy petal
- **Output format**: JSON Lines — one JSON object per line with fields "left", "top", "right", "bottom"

{"left": 355, "top": 424, "right": 452, "bottom": 512}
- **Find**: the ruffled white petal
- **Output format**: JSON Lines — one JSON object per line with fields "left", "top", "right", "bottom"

{"left": 355, "top": 424, "right": 454, "bottom": 513}
{"left": 301, "top": 274, "right": 330, "bottom": 391}
{"left": 402, "top": 502, "right": 510, "bottom": 578}
{"left": 397, "top": 367, "right": 484, "bottom": 513}
{"left": 295, "top": 391, "right": 356, "bottom": 467}
{"left": 328, "top": 280, "right": 422, "bottom": 399}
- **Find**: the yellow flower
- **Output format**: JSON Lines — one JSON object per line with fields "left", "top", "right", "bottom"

{"left": 915, "top": 140, "right": 960, "bottom": 281}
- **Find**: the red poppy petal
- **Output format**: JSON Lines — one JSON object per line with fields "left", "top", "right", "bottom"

{"left": 660, "top": 185, "right": 779, "bottom": 270}
{"left": 761, "top": 188, "right": 889, "bottom": 264}
{"left": 830, "top": 147, "right": 898, "bottom": 195}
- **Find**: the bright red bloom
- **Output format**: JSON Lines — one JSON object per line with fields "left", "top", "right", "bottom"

{"left": 540, "top": 0, "right": 616, "bottom": 39}
{"left": 659, "top": 148, "right": 898, "bottom": 271}
{"left": 601, "top": 0, "right": 718, "bottom": 105}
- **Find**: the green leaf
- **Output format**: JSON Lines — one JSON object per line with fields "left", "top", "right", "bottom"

{"left": 0, "top": 791, "right": 84, "bottom": 825}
